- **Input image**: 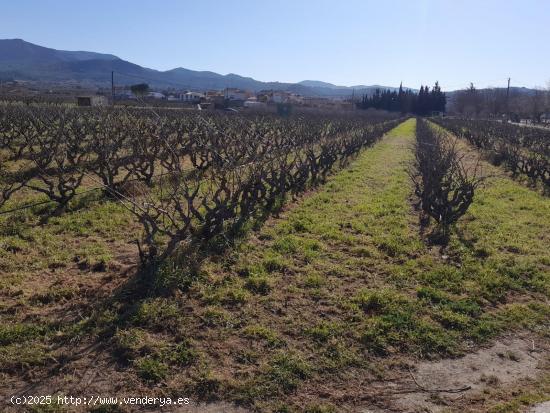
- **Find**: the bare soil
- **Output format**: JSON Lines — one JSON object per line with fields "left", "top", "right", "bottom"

{"left": 529, "top": 401, "right": 550, "bottom": 413}
{"left": 362, "top": 334, "right": 549, "bottom": 412}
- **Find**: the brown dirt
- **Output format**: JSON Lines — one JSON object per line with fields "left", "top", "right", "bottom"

{"left": 528, "top": 401, "right": 550, "bottom": 413}
{"left": 358, "top": 333, "right": 549, "bottom": 413}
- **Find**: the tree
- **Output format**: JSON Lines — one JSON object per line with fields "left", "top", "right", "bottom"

{"left": 130, "top": 83, "right": 149, "bottom": 96}
{"left": 454, "top": 83, "right": 483, "bottom": 117}
{"left": 358, "top": 82, "right": 446, "bottom": 115}
{"left": 528, "top": 89, "right": 546, "bottom": 123}
{"left": 398, "top": 82, "right": 405, "bottom": 114}
{"left": 482, "top": 88, "right": 507, "bottom": 117}
{"left": 467, "top": 83, "right": 481, "bottom": 116}
{"left": 431, "top": 81, "right": 446, "bottom": 112}
{"left": 415, "top": 85, "right": 431, "bottom": 116}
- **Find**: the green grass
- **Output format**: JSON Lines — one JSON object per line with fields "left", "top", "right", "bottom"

{"left": 242, "top": 324, "right": 283, "bottom": 347}
{"left": 0, "top": 193, "right": 138, "bottom": 284}
{"left": 0, "top": 322, "right": 50, "bottom": 345}
{"left": 134, "top": 356, "right": 169, "bottom": 383}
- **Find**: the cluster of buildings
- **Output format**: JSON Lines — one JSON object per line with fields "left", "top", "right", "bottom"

{"left": 110, "top": 87, "right": 354, "bottom": 111}
{"left": 115, "top": 88, "right": 305, "bottom": 106}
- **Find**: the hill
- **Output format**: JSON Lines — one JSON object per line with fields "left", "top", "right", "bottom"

{"left": 0, "top": 39, "right": 402, "bottom": 97}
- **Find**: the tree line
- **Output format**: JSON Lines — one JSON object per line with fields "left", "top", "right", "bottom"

{"left": 358, "top": 82, "right": 447, "bottom": 115}
{"left": 450, "top": 82, "right": 550, "bottom": 122}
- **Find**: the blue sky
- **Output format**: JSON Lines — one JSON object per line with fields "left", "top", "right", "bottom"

{"left": 1, "top": 0, "right": 549, "bottom": 90}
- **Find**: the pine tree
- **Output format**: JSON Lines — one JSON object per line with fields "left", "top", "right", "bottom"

{"left": 358, "top": 81, "right": 446, "bottom": 115}
{"left": 398, "top": 82, "right": 405, "bottom": 113}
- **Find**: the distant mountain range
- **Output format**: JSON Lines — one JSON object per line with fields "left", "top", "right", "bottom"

{"left": 0, "top": 39, "right": 411, "bottom": 97}
{"left": 1, "top": 39, "right": 538, "bottom": 100}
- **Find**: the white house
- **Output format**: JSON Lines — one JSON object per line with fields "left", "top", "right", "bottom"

{"left": 244, "top": 99, "right": 267, "bottom": 109}
{"left": 182, "top": 91, "right": 205, "bottom": 103}
{"left": 225, "top": 88, "right": 249, "bottom": 101}
{"left": 147, "top": 91, "right": 166, "bottom": 99}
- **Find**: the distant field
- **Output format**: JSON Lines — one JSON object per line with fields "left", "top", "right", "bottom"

{"left": 0, "top": 118, "right": 549, "bottom": 412}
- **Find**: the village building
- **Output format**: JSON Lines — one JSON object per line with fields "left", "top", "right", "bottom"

{"left": 146, "top": 91, "right": 166, "bottom": 99}
{"left": 182, "top": 91, "right": 205, "bottom": 103}
{"left": 225, "top": 88, "right": 250, "bottom": 101}
{"left": 244, "top": 96, "right": 267, "bottom": 109}
{"left": 76, "top": 95, "right": 108, "bottom": 106}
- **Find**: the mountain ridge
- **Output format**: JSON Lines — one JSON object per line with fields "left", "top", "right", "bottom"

{"left": 0, "top": 39, "right": 408, "bottom": 97}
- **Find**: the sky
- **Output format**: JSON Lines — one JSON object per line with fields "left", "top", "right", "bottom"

{"left": 1, "top": 0, "right": 549, "bottom": 90}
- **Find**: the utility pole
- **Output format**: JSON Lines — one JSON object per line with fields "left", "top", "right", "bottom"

{"left": 506, "top": 77, "right": 511, "bottom": 121}
{"left": 111, "top": 71, "right": 115, "bottom": 105}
